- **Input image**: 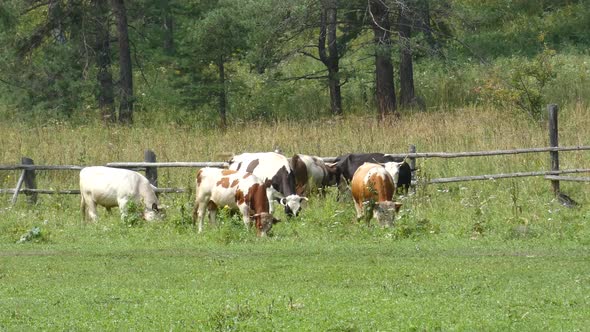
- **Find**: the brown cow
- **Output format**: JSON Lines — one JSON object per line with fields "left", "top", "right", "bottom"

{"left": 351, "top": 163, "right": 402, "bottom": 227}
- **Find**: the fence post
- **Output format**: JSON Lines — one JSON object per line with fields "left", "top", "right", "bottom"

{"left": 144, "top": 149, "right": 158, "bottom": 188}
{"left": 548, "top": 104, "right": 560, "bottom": 195}
{"left": 11, "top": 167, "right": 26, "bottom": 206}
{"left": 22, "top": 157, "right": 37, "bottom": 204}
{"left": 408, "top": 144, "right": 416, "bottom": 186}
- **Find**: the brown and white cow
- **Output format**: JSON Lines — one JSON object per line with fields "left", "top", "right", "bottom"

{"left": 229, "top": 152, "right": 307, "bottom": 216}
{"left": 351, "top": 163, "right": 402, "bottom": 227}
{"left": 291, "top": 154, "right": 342, "bottom": 196}
{"left": 80, "top": 166, "right": 163, "bottom": 222}
{"left": 192, "top": 167, "right": 280, "bottom": 236}
{"left": 335, "top": 153, "right": 412, "bottom": 193}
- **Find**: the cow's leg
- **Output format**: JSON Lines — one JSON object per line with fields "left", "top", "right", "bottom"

{"left": 87, "top": 200, "right": 99, "bottom": 222}
{"left": 117, "top": 197, "right": 130, "bottom": 220}
{"left": 336, "top": 181, "right": 350, "bottom": 202}
{"left": 238, "top": 204, "right": 251, "bottom": 228}
{"left": 195, "top": 202, "right": 207, "bottom": 233}
{"left": 268, "top": 187, "right": 287, "bottom": 215}
{"left": 207, "top": 201, "right": 218, "bottom": 227}
{"left": 80, "top": 196, "right": 87, "bottom": 221}
{"left": 354, "top": 201, "right": 364, "bottom": 221}
{"left": 268, "top": 192, "right": 275, "bottom": 214}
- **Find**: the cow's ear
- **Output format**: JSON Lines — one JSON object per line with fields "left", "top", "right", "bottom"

{"left": 395, "top": 202, "right": 403, "bottom": 212}
{"left": 273, "top": 218, "right": 281, "bottom": 224}
{"left": 152, "top": 203, "right": 159, "bottom": 212}
{"left": 300, "top": 197, "right": 309, "bottom": 202}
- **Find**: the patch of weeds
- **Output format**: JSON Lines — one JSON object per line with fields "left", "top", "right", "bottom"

{"left": 206, "top": 302, "right": 255, "bottom": 331}
{"left": 214, "top": 208, "right": 252, "bottom": 244}
{"left": 327, "top": 321, "right": 359, "bottom": 332}
{"left": 121, "top": 200, "right": 143, "bottom": 227}
{"left": 457, "top": 187, "right": 491, "bottom": 239}
{"left": 16, "top": 226, "right": 50, "bottom": 244}
{"left": 392, "top": 210, "right": 438, "bottom": 239}
{"left": 505, "top": 181, "right": 537, "bottom": 240}
{"left": 471, "top": 203, "right": 487, "bottom": 240}
{"left": 168, "top": 195, "right": 194, "bottom": 228}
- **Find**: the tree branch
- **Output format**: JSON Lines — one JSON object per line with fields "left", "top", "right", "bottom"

{"left": 272, "top": 70, "right": 329, "bottom": 82}
{"left": 298, "top": 50, "right": 322, "bottom": 62}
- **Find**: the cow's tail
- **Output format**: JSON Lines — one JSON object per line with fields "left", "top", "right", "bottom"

{"left": 192, "top": 169, "right": 205, "bottom": 225}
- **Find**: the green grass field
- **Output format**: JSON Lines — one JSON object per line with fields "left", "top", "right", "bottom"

{"left": 1, "top": 105, "right": 589, "bottom": 330}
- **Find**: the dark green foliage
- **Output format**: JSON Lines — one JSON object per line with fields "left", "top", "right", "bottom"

{"left": 0, "top": 0, "right": 589, "bottom": 124}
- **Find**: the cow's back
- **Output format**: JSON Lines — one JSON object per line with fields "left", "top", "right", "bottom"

{"left": 336, "top": 153, "right": 411, "bottom": 190}
{"left": 351, "top": 163, "right": 395, "bottom": 204}
{"left": 80, "top": 166, "right": 145, "bottom": 208}
{"left": 196, "top": 167, "right": 267, "bottom": 210}
{"left": 230, "top": 152, "right": 296, "bottom": 196}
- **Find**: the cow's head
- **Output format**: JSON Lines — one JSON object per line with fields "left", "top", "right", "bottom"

{"left": 381, "top": 161, "right": 403, "bottom": 185}
{"left": 143, "top": 203, "right": 165, "bottom": 221}
{"left": 324, "top": 162, "right": 343, "bottom": 187}
{"left": 371, "top": 201, "right": 402, "bottom": 227}
{"left": 253, "top": 212, "right": 281, "bottom": 237}
{"left": 280, "top": 195, "right": 308, "bottom": 217}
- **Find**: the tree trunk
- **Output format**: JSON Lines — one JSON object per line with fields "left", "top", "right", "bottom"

{"left": 217, "top": 56, "right": 227, "bottom": 129}
{"left": 398, "top": 3, "right": 415, "bottom": 108}
{"left": 319, "top": 0, "right": 342, "bottom": 116}
{"left": 418, "top": 0, "right": 439, "bottom": 55}
{"left": 161, "top": 0, "right": 175, "bottom": 55}
{"left": 48, "top": 0, "right": 66, "bottom": 44}
{"left": 92, "top": 0, "right": 116, "bottom": 123}
{"left": 369, "top": 0, "right": 397, "bottom": 120}
{"left": 111, "top": 0, "right": 134, "bottom": 125}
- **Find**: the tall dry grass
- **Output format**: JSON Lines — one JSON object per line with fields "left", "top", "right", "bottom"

{"left": 0, "top": 103, "right": 588, "bottom": 192}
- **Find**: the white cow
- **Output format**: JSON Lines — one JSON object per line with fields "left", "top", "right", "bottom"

{"left": 80, "top": 166, "right": 162, "bottom": 221}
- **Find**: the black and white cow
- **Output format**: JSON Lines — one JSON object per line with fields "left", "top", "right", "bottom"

{"left": 229, "top": 152, "right": 307, "bottom": 216}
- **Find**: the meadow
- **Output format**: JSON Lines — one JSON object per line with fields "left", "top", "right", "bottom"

{"left": 1, "top": 103, "right": 589, "bottom": 330}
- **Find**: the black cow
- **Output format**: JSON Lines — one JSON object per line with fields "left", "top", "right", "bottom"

{"left": 333, "top": 153, "right": 412, "bottom": 193}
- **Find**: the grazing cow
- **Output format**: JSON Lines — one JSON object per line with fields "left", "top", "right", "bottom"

{"left": 351, "top": 163, "right": 402, "bottom": 227}
{"left": 291, "top": 154, "right": 342, "bottom": 196}
{"left": 229, "top": 152, "right": 307, "bottom": 216}
{"left": 335, "top": 153, "right": 412, "bottom": 193}
{"left": 192, "top": 168, "right": 280, "bottom": 236}
{"left": 80, "top": 166, "right": 162, "bottom": 222}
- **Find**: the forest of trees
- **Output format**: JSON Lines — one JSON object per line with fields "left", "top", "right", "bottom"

{"left": 0, "top": 0, "right": 588, "bottom": 126}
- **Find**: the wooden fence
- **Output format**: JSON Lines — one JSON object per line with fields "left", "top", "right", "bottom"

{"left": 2, "top": 104, "right": 589, "bottom": 205}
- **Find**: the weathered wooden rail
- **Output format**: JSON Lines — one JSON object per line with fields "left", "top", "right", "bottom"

{"left": 1, "top": 104, "right": 589, "bottom": 204}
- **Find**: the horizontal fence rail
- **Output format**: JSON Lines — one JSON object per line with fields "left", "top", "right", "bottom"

{"left": 106, "top": 161, "right": 229, "bottom": 168}
{"left": 0, "top": 188, "right": 187, "bottom": 195}
{"left": 2, "top": 169, "right": 588, "bottom": 196}
{"left": 427, "top": 168, "right": 590, "bottom": 184}
{"left": 1, "top": 146, "right": 589, "bottom": 171}
{"left": 322, "top": 146, "right": 590, "bottom": 161}
{"left": 0, "top": 165, "right": 84, "bottom": 171}
{"left": 545, "top": 175, "right": 590, "bottom": 182}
